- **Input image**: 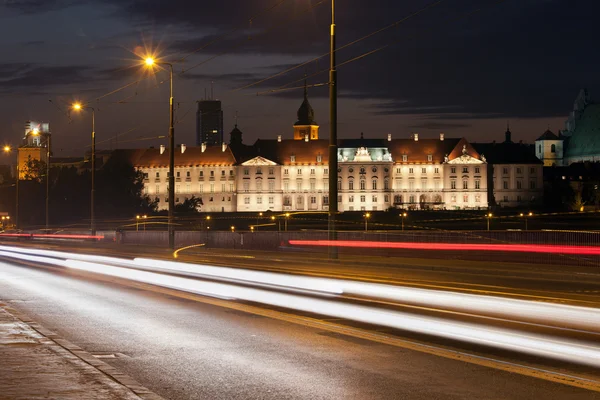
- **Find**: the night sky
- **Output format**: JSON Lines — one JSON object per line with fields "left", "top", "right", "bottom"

{"left": 1, "top": 0, "right": 598, "bottom": 156}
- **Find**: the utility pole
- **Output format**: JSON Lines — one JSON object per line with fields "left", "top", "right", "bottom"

{"left": 327, "top": 0, "right": 338, "bottom": 259}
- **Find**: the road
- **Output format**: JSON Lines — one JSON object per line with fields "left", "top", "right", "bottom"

{"left": 0, "top": 245, "right": 599, "bottom": 399}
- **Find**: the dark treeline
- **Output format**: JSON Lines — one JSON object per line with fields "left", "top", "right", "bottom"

{"left": 0, "top": 154, "right": 156, "bottom": 229}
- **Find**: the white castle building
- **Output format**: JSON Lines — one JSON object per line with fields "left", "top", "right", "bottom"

{"left": 128, "top": 87, "right": 491, "bottom": 212}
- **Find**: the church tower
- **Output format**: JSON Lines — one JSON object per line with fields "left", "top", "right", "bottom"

{"left": 293, "top": 79, "right": 319, "bottom": 141}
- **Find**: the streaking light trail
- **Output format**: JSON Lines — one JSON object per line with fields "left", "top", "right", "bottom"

{"left": 0, "top": 245, "right": 599, "bottom": 367}
{"left": 288, "top": 240, "right": 600, "bottom": 255}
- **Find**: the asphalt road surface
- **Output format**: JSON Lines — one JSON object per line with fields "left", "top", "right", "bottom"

{"left": 1, "top": 256, "right": 599, "bottom": 400}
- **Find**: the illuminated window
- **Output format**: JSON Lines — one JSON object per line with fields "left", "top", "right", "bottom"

{"left": 210, "top": 183, "right": 214, "bottom": 193}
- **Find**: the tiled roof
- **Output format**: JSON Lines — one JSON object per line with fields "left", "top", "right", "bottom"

{"left": 387, "top": 138, "right": 461, "bottom": 163}
{"left": 536, "top": 129, "right": 559, "bottom": 141}
{"left": 472, "top": 142, "right": 541, "bottom": 164}
{"left": 128, "top": 146, "right": 236, "bottom": 167}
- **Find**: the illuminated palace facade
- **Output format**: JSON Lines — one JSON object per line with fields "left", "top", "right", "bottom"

{"left": 132, "top": 89, "right": 492, "bottom": 212}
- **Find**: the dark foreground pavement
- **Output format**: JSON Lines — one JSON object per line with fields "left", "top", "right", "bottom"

{"left": 0, "top": 301, "right": 162, "bottom": 400}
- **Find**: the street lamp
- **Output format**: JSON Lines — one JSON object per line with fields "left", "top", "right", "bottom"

{"left": 400, "top": 212, "right": 407, "bottom": 231}
{"left": 3, "top": 146, "right": 18, "bottom": 229}
{"left": 285, "top": 212, "right": 290, "bottom": 232}
{"left": 72, "top": 102, "right": 96, "bottom": 235}
{"left": 328, "top": 0, "right": 338, "bottom": 259}
{"left": 230, "top": 225, "right": 235, "bottom": 232}
{"left": 486, "top": 213, "right": 493, "bottom": 231}
{"left": 136, "top": 215, "right": 140, "bottom": 231}
{"left": 364, "top": 212, "right": 370, "bottom": 231}
{"left": 520, "top": 212, "right": 533, "bottom": 230}
{"left": 144, "top": 56, "right": 175, "bottom": 249}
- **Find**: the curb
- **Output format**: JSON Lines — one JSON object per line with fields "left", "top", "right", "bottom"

{"left": 0, "top": 302, "right": 164, "bottom": 400}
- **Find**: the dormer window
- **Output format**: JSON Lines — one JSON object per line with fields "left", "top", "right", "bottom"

{"left": 427, "top": 154, "right": 432, "bottom": 162}
{"left": 402, "top": 155, "right": 407, "bottom": 162}
{"left": 290, "top": 155, "right": 296, "bottom": 162}
{"left": 317, "top": 154, "right": 322, "bottom": 163}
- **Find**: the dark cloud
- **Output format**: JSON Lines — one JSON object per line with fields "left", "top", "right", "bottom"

{"left": 2, "top": 0, "right": 76, "bottom": 14}
{"left": 0, "top": 64, "right": 93, "bottom": 92}
{"left": 408, "top": 121, "right": 471, "bottom": 130}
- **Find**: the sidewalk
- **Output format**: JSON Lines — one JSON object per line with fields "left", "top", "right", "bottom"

{"left": 0, "top": 302, "right": 162, "bottom": 400}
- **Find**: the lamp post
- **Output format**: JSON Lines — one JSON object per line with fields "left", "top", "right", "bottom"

{"left": 401, "top": 212, "right": 407, "bottom": 231}
{"left": 3, "top": 146, "right": 18, "bottom": 229}
{"left": 285, "top": 212, "right": 290, "bottom": 232}
{"left": 72, "top": 103, "right": 96, "bottom": 235}
{"left": 520, "top": 212, "right": 533, "bottom": 230}
{"left": 205, "top": 215, "right": 211, "bottom": 230}
{"left": 136, "top": 215, "right": 140, "bottom": 231}
{"left": 486, "top": 213, "right": 493, "bottom": 231}
{"left": 364, "top": 212, "right": 370, "bottom": 232}
{"left": 327, "top": 0, "right": 338, "bottom": 259}
{"left": 144, "top": 57, "right": 175, "bottom": 249}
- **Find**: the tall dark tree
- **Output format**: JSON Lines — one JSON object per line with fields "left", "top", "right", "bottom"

{"left": 95, "top": 154, "right": 157, "bottom": 221}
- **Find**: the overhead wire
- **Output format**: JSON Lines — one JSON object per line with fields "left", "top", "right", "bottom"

{"left": 231, "top": 0, "right": 446, "bottom": 93}
{"left": 257, "top": 0, "right": 509, "bottom": 95}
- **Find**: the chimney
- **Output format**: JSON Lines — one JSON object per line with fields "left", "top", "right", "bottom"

{"left": 413, "top": 133, "right": 419, "bottom": 141}
{"left": 201, "top": 143, "right": 207, "bottom": 153}
{"left": 222, "top": 142, "right": 227, "bottom": 152}
{"left": 304, "top": 134, "right": 309, "bottom": 142}
{"left": 181, "top": 144, "right": 187, "bottom": 154}
{"left": 387, "top": 133, "right": 392, "bottom": 141}
{"left": 439, "top": 133, "right": 445, "bottom": 141}
{"left": 160, "top": 145, "right": 165, "bottom": 155}
{"left": 277, "top": 135, "right": 282, "bottom": 143}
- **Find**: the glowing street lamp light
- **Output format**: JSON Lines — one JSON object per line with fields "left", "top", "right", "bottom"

{"left": 72, "top": 102, "right": 96, "bottom": 235}
{"left": 285, "top": 213, "right": 290, "bottom": 232}
{"left": 520, "top": 212, "right": 533, "bottom": 230}
{"left": 230, "top": 226, "right": 235, "bottom": 232}
{"left": 144, "top": 55, "right": 175, "bottom": 249}
{"left": 364, "top": 212, "right": 371, "bottom": 231}
{"left": 486, "top": 213, "right": 493, "bottom": 231}
{"left": 400, "top": 212, "right": 407, "bottom": 231}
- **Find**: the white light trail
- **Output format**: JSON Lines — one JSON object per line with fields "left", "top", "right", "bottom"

{"left": 60, "top": 258, "right": 600, "bottom": 368}
{"left": 1, "top": 245, "right": 600, "bottom": 367}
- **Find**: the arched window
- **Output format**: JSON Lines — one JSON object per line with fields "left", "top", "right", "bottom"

{"left": 551, "top": 144, "right": 556, "bottom": 153}
{"left": 372, "top": 180, "right": 377, "bottom": 190}
{"left": 360, "top": 180, "right": 366, "bottom": 190}
{"left": 338, "top": 180, "right": 342, "bottom": 190}
{"left": 348, "top": 179, "right": 354, "bottom": 190}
